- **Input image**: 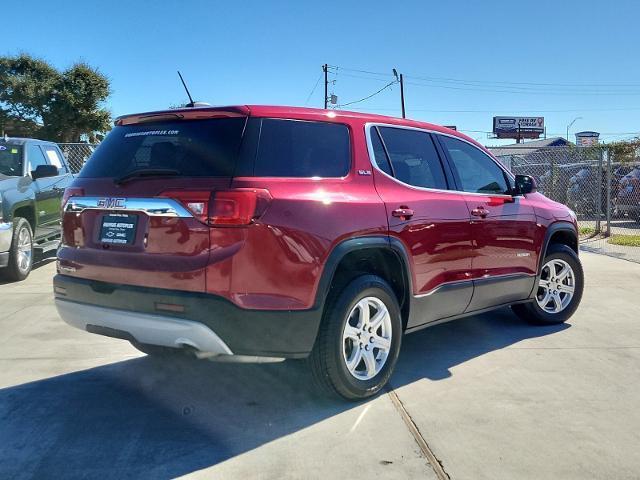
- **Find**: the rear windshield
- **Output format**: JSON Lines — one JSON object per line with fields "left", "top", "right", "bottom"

{"left": 0, "top": 144, "right": 24, "bottom": 176}
{"left": 79, "top": 118, "right": 246, "bottom": 178}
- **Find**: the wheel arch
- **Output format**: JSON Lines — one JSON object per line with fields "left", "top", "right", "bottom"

{"left": 315, "top": 236, "right": 414, "bottom": 330}
{"left": 12, "top": 203, "right": 37, "bottom": 234}
{"left": 530, "top": 221, "right": 579, "bottom": 299}
{"left": 540, "top": 222, "right": 578, "bottom": 269}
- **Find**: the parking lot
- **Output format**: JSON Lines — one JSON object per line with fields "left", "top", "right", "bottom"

{"left": 1, "top": 251, "right": 639, "bottom": 479}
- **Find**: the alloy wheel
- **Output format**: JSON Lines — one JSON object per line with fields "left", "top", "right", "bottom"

{"left": 17, "top": 226, "right": 32, "bottom": 274}
{"left": 341, "top": 296, "right": 392, "bottom": 380}
{"left": 536, "top": 259, "right": 575, "bottom": 314}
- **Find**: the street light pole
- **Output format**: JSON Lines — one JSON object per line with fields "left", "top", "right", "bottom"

{"left": 566, "top": 116, "right": 582, "bottom": 141}
{"left": 392, "top": 69, "right": 405, "bottom": 118}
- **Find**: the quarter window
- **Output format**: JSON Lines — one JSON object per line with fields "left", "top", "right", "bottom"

{"left": 439, "top": 136, "right": 509, "bottom": 194}
{"left": 376, "top": 127, "right": 447, "bottom": 190}
{"left": 369, "top": 127, "right": 393, "bottom": 176}
{"left": 253, "top": 119, "right": 350, "bottom": 177}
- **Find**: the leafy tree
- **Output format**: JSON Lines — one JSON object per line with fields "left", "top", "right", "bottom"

{"left": 0, "top": 53, "right": 111, "bottom": 142}
{"left": 606, "top": 138, "right": 640, "bottom": 163}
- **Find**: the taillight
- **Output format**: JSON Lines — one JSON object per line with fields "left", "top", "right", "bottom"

{"left": 61, "top": 187, "right": 85, "bottom": 212}
{"left": 160, "top": 190, "right": 212, "bottom": 224}
{"left": 160, "top": 189, "right": 271, "bottom": 226}
{"left": 210, "top": 189, "right": 271, "bottom": 226}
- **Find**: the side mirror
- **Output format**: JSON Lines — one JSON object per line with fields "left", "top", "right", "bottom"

{"left": 514, "top": 174, "right": 536, "bottom": 196}
{"left": 31, "top": 164, "right": 59, "bottom": 180}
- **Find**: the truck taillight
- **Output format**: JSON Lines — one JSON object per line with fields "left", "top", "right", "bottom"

{"left": 61, "top": 187, "right": 85, "bottom": 212}
{"left": 160, "top": 190, "right": 212, "bottom": 224}
{"left": 160, "top": 189, "right": 271, "bottom": 226}
{"left": 210, "top": 189, "right": 272, "bottom": 226}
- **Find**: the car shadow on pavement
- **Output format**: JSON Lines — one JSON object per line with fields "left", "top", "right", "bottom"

{"left": 392, "top": 307, "right": 570, "bottom": 383}
{"left": 0, "top": 308, "right": 568, "bottom": 479}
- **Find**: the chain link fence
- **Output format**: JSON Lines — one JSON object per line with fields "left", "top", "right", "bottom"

{"left": 58, "top": 143, "right": 98, "bottom": 174}
{"left": 491, "top": 144, "right": 640, "bottom": 264}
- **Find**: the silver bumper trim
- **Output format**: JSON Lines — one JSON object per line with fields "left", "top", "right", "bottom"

{"left": 0, "top": 221, "right": 13, "bottom": 252}
{"left": 55, "top": 299, "right": 233, "bottom": 356}
{"left": 65, "top": 196, "right": 193, "bottom": 218}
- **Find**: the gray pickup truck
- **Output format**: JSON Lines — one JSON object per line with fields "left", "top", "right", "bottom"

{"left": 0, "top": 137, "right": 73, "bottom": 281}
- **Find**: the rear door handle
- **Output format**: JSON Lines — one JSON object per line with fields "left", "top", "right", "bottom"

{"left": 471, "top": 207, "right": 489, "bottom": 218}
{"left": 392, "top": 207, "right": 414, "bottom": 219}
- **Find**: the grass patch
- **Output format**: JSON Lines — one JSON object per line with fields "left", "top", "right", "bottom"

{"left": 579, "top": 226, "right": 595, "bottom": 236}
{"left": 608, "top": 235, "right": 640, "bottom": 247}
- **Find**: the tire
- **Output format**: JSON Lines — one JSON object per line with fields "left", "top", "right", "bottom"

{"left": 0, "top": 218, "right": 33, "bottom": 282}
{"left": 512, "top": 244, "right": 584, "bottom": 325}
{"left": 130, "top": 340, "right": 182, "bottom": 357}
{"left": 308, "top": 275, "right": 402, "bottom": 400}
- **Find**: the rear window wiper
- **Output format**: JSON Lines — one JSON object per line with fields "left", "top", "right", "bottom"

{"left": 114, "top": 168, "right": 181, "bottom": 185}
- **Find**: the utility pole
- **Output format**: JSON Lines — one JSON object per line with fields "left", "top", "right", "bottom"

{"left": 323, "top": 64, "right": 328, "bottom": 109}
{"left": 399, "top": 74, "right": 406, "bottom": 118}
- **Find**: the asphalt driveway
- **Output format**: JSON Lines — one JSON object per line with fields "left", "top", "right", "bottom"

{"left": 0, "top": 252, "right": 638, "bottom": 479}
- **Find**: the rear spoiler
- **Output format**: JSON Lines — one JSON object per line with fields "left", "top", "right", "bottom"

{"left": 115, "top": 106, "right": 251, "bottom": 126}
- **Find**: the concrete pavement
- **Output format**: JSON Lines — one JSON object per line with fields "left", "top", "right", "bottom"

{"left": 0, "top": 252, "right": 639, "bottom": 479}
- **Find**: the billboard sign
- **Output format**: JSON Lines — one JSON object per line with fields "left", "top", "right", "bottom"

{"left": 493, "top": 116, "right": 544, "bottom": 139}
{"left": 575, "top": 131, "right": 600, "bottom": 147}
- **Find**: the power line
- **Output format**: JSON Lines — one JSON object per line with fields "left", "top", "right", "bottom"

{"left": 327, "top": 64, "right": 640, "bottom": 88}
{"left": 327, "top": 65, "right": 391, "bottom": 78}
{"left": 344, "top": 106, "right": 640, "bottom": 113}
{"left": 405, "top": 73, "right": 640, "bottom": 89}
{"left": 402, "top": 80, "right": 640, "bottom": 96}
{"left": 336, "top": 80, "right": 398, "bottom": 108}
{"left": 304, "top": 72, "right": 323, "bottom": 106}
{"left": 327, "top": 64, "right": 640, "bottom": 95}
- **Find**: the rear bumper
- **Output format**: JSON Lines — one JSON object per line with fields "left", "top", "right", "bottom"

{"left": 56, "top": 299, "right": 233, "bottom": 356}
{"left": 53, "top": 274, "right": 322, "bottom": 359}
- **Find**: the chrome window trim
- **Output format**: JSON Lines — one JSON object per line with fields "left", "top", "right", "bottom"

{"left": 64, "top": 196, "right": 193, "bottom": 218}
{"left": 364, "top": 122, "right": 515, "bottom": 199}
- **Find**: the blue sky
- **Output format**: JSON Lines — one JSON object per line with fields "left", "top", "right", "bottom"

{"left": 5, "top": 0, "right": 640, "bottom": 145}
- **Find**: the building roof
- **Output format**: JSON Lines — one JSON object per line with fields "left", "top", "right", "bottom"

{"left": 489, "top": 137, "right": 572, "bottom": 157}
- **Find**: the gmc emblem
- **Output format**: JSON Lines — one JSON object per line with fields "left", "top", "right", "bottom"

{"left": 97, "top": 198, "right": 126, "bottom": 209}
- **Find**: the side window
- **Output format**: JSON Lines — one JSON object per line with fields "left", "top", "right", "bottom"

{"left": 377, "top": 127, "right": 447, "bottom": 189}
{"left": 43, "top": 146, "right": 67, "bottom": 174}
{"left": 439, "top": 136, "right": 509, "bottom": 194}
{"left": 254, "top": 119, "right": 350, "bottom": 177}
{"left": 369, "top": 127, "right": 393, "bottom": 176}
{"left": 26, "top": 144, "right": 49, "bottom": 174}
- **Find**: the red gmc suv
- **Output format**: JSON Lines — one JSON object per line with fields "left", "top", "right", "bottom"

{"left": 54, "top": 105, "right": 583, "bottom": 400}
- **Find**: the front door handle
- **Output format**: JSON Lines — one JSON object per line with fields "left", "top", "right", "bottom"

{"left": 471, "top": 207, "right": 489, "bottom": 218}
{"left": 392, "top": 207, "right": 414, "bottom": 220}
